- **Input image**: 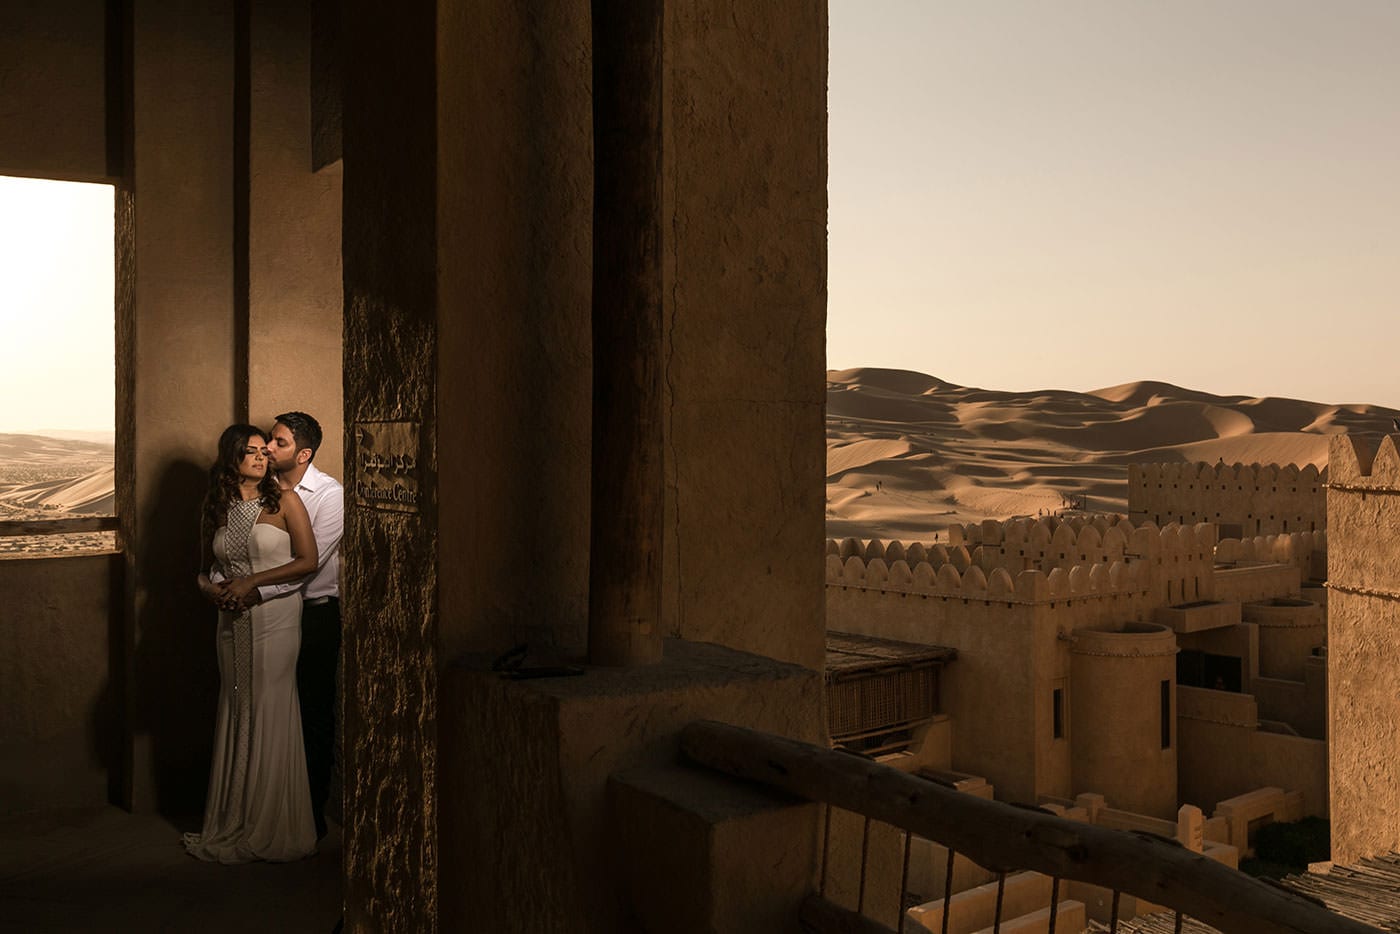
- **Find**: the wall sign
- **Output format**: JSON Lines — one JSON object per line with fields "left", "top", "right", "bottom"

{"left": 353, "top": 420, "right": 420, "bottom": 513}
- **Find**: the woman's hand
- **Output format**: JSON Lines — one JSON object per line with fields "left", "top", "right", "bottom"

{"left": 223, "top": 576, "right": 257, "bottom": 609}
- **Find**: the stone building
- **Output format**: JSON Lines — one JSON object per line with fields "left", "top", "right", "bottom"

{"left": 1129, "top": 461, "right": 1326, "bottom": 537}
{"left": 1327, "top": 433, "right": 1400, "bottom": 865}
{"left": 825, "top": 506, "right": 1330, "bottom": 824}
{"left": 1, "top": 2, "right": 826, "bottom": 931}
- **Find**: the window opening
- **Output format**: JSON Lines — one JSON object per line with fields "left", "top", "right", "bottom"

{"left": 0, "top": 175, "right": 116, "bottom": 558}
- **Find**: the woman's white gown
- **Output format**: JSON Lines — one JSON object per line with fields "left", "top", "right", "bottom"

{"left": 184, "top": 502, "right": 316, "bottom": 862}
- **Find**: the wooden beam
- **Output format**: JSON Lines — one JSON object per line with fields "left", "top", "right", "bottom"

{"left": 680, "top": 720, "right": 1382, "bottom": 934}
{"left": 0, "top": 517, "right": 120, "bottom": 537}
{"left": 587, "top": 0, "right": 665, "bottom": 666}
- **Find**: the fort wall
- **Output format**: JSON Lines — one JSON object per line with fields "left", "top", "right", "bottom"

{"left": 1129, "top": 462, "right": 1325, "bottom": 537}
{"left": 826, "top": 528, "right": 1184, "bottom": 805}
{"left": 1327, "top": 433, "right": 1400, "bottom": 863}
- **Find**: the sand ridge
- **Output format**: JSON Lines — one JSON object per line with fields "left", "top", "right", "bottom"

{"left": 827, "top": 368, "right": 1400, "bottom": 542}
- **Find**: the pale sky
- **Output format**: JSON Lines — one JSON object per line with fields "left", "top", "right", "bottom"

{"left": 829, "top": 1, "right": 1400, "bottom": 409}
{"left": 2, "top": 6, "right": 1397, "bottom": 434}
{"left": 0, "top": 174, "right": 114, "bottom": 433}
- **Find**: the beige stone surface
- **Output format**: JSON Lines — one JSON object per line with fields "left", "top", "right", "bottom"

{"left": 0, "top": 553, "right": 118, "bottom": 814}
{"left": 908, "top": 870, "right": 1052, "bottom": 934}
{"left": 1242, "top": 598, "right": 1325, "bottom": 681}
{"left": 823, "top": 809, "right": 905, "bottom": 930}
{"left": 434, "top": 0, "right": 593, "bottom": 662}
{"left": 661, "top": 0, "right": 828, "bottom": 670}
{"left": 611, "top": 764, "right": 820, "bottom": 934}
{"left": 1130, "top": 462, "right": 1325, "bottom": 537}
{"left": 0, "top": 0, "right": 108, "bottom": 182}
{"left": 247, "top": 0, "right": 343, "bottom": 476}
{"left": 127, "top": 1, "right": 241, "bottom": 816}
{"left": 438, "top": 640, "right": 824, "bottom": 933}
{"left": 1328, "top": 433, "right": 1400, "bottom": 863}
{"left": 1070, "top": 625, "right": 1178, "bottom": 819}
{"left": 1177, "top": 686, "right": 1327, "bottom": 819}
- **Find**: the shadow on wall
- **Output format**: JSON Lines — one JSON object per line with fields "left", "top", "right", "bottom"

{"left": 131, "top": 458, "right": 220, "bottom": 817}
{"left": 91, "top": 551, "right": 126, "bottom": 806}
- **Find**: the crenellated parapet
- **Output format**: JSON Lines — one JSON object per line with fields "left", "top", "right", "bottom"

{"left": 1129, "top": 460, "right": 1326, "bottom": 537}
{"left": 1328, "top": 433, "right": 1400, "bottom": 489}
{"left": 1214, "top": 529, "right": 1327, "bottom": 580}
{"left": 827, "top": 517, "right": 1221, "bottom": 607}
{"left": 825, "top": 541, "right": 1146, "bottom": 605}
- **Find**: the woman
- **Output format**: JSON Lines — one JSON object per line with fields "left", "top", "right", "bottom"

{"left": 185, "top": 424, "right": 319, "bottom": 863}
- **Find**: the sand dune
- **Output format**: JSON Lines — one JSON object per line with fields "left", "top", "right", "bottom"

{"left": 0, "top": 433, "right": 116, "bottom": 519}
{"left": 827, "top": 368, "right": 1400, "bottom": 542}
{"left": 0, "top": 468, "right": 115, "bottom": 515}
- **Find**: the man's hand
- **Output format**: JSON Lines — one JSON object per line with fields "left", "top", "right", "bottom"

{"left": 238, "top": 588, "right": 264, "bottom": 611}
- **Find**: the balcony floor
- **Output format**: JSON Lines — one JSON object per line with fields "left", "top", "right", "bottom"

{"left": 0, "top": 806, "right": 342, "bottom": 932}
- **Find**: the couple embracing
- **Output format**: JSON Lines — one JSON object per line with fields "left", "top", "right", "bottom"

{"left": 185, "top": 412, "right": 343, "bottom": 863}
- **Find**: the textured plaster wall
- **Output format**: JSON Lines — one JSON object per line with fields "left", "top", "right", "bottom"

{"left": 1129, "top": 462, "right": 1325, "bottom": 536}
{"left": 1070, "top": 626, "right": 1178, "bottom": 819}
{"left": 0, "top": 554, "right": 120, "bottom": 814}
{"left": 0, "top": 0, "right": 109, "bottom": 181}
{"left": 1212, "top": 565, "right": 1300, "bottom": 605}
{"left": 826, "top": 587, "right": 1053, "bottom": 804}
{"left": 341, "top": 0, "right": 438, "bottom": 929}
{"left": 435, "top": 0, "right": 593, "bottom": 661}
{"left": 127, "top": 0, "right": 239, "bottom": 815}
{"left": 247, "top": 0, "right": 343, "bottom": 475}
{"left": 1177, "top": 685, "right": 1327, "bottom": 818}
{"left": 0, "top": 0, "right": 120, "bottom": 812}
{"left": 1242, "top": 600, "right": 1324, "bottom": 681}
{"left": 440, "top": 642, "right": 824, "bottom": 932}
{"left": 1328, "top": 433, "right": 1400, "bottom": 863}
{"left": 661, "top": 0, "right": 828, "bottom": 671}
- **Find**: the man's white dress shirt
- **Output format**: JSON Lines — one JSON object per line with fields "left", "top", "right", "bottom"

{"left": 256, "top": 462, "right": 343, "bottom": 602}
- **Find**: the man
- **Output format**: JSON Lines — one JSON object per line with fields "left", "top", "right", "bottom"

{"left": 253, "top": 411, "right": 344, "bottom": 840}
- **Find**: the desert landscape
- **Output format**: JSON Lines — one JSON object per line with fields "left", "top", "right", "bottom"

{"left": 0, "top": 432, "right": 115, "bottom": 555}
{"left": 827, "top": 367, "right": 1400, "bottom": 542}
{"left": 6, "top": 370, "right": 1399, "bottom": 558}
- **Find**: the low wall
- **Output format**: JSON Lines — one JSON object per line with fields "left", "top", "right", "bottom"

{"left": 0, "top": 552, "right": 121, "bottom": 814}
{"left": 1253, "top": 663, "right": 1326, "bottom": 741}
{"left": 1213, "top": 565, "right": 1300, "bottom": 605}
{"left": 1178, "top": 686, "right": 1327, "bottom": 818}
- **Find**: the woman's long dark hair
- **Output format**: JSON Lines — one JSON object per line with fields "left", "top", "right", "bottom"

{"left": 202, "top": 424, "right": 282, "bottom": 539}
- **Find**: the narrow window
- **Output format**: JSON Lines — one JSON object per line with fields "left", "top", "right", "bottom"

{"left": 1052, "top": 688, "right": 1064, "bottom": 739}
{"left": 1160, "top": 680, "right": 1172, "bottom": 749}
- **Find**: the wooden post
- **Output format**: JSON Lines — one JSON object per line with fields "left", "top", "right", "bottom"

{"left": 588, "top": 0, "right": 666, "bottom": 666}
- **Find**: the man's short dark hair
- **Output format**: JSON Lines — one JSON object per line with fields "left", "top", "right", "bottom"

{"left": 275, "top": 411, "right": 323, "bottom": 461}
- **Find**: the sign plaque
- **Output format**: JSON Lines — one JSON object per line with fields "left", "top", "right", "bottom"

{"left": 353, "top": 420, "right": 421, "bottom": 513}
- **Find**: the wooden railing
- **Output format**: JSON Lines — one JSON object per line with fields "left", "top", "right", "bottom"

{"left": 679, "top": 720, "right": 1380, "bottom": 934}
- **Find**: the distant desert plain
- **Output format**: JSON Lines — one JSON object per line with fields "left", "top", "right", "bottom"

{"left": 827, "top": 368, "right": 1400, "bottom": 542}
{"left": 0, "top": 432, "right": 115, "bottom": 556}
{"left": 4, "top": 371, "right": 1399, "bottom": 556}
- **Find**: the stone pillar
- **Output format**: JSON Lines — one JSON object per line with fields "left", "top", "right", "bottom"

{"left": 341, "top": 1, "right": 439, "bottom": 930}
{"left": 1178, "top": 804, "right": 1204, "bottom": 853}
{"left": 1328, "top": 433, "right": 1400, "bottom": 863}
{"left": 588, "top": 0, "right": 665, "bottom": 667}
